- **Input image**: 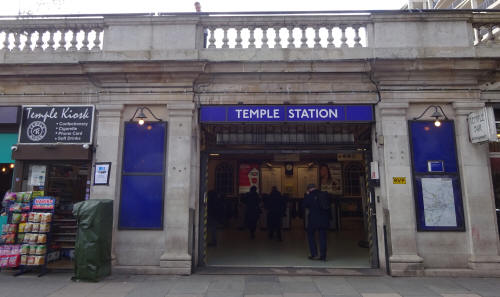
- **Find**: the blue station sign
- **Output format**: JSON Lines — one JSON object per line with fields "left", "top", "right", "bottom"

{"left": 200, "top": 105, "right": 373, "bottom": 123}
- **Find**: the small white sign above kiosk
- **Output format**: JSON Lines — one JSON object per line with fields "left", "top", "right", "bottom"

{"left": 468, "top": 107, "right": 497, "bottom": 144}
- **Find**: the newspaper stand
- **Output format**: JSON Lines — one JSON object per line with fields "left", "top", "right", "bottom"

{"left": 15, "top": 197, "right": 55, "bottom": 277}
{"left": 0, "top": 192, "right": 33, "bottom": 273}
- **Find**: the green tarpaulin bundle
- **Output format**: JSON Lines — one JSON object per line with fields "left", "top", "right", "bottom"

{"left": 72, "top": 199, "right": 113, "bottom": 282}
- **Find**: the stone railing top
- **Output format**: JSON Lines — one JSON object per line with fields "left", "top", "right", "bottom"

{"left": 0, "top": 10, "right": 498, "bottom": 62}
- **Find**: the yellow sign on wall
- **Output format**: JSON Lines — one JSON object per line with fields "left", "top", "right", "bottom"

{"left": 393, "top": 177, "right": 406, "bottom": 184}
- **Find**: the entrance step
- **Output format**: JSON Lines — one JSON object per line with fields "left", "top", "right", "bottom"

{"left": 196, "top": 266, "right": 383, "bottom": 276}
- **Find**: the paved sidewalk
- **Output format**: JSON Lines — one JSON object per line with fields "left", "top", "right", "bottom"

{"left": 0, "top": 272, "right": 499, "bottom": 297}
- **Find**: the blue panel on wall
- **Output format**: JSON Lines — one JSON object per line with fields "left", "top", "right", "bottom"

{"left": 123, "top": 122, "right": 165, "bottom": 173}
{"left": 410, "top": 121, "right": 458, "bottom": 173}
{"left": 119, "top": 175, "right": 163, "bottom": 229}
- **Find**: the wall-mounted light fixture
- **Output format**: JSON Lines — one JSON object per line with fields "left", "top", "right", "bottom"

{"left": 130, "top": 106, "right": 163, "bottom": 126}
{"left": 413, "top": 105, "right": 448, "bottom": 127}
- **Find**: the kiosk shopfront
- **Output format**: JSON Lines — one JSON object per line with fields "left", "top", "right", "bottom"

{"left": 11, "top": 105, "right": 95, "bottom": 269}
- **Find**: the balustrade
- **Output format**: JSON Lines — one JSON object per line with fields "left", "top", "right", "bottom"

{"left": 0, "top": 22, "right": 104, "bottom": 52}
{"left": 473, "top": 22, "right": 500, "bottom": 45}
{"left": 202, "top": 22, "right": 369, "bottom": 49}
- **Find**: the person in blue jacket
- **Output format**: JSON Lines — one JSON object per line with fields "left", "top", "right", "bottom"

{"left": 303, "top": 183, "right": 330, "bottom": 261}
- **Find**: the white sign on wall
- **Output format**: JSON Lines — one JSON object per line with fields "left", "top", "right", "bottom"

{"left": 468, "top": 107, "right": 497, "bottom": 144}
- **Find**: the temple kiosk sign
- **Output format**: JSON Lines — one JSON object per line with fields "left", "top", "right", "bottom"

{"left": 18, "top": 105, "right": 95, "bottom": 144}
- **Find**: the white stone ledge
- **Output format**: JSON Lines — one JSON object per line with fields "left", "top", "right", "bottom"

{"left": 1, "top": 47, "right": 499, "bottom": 65}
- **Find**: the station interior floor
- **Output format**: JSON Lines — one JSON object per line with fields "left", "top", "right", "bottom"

{"left": 206, "top": 216, "right": 370, "bottom": 268}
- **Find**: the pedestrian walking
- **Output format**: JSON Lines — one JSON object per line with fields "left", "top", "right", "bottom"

{"left": 303, "top": 183, "right": 330, "bottom": 261}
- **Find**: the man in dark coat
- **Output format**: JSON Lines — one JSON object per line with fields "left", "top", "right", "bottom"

{"left": 265, "top": 186, "right": 286, "bottom": 241}
{"left": 303, "top": 183, "right": 330, "bottom": 261}
{"left": 242, "top": 186, "right": 261, "bottom": 239}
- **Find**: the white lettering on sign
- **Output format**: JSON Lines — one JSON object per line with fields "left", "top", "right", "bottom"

{"left": 61, "top": 107, "right": 90, "bottom": 120}
{"left": 288, "top": 108, "right": 338, "bottom": 119}
{"left": 235, "top": 108, "right": 280, "bottom": 119}
{"left": 26, "top": 107, "right": 58, "bottom": 122}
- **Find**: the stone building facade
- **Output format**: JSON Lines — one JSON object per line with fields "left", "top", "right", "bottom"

{"left": 0, "top": 10, "right": 499, "bottom": 276}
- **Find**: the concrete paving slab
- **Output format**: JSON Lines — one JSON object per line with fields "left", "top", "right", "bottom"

{"left": 313, "top": 277, "right": 359, "bottom": 295}
{"left": 208, "top": 278, "right": 246, "bottom": 291}
{"left": 361, "top": 293, "right": 402, "bottom": 297}
{"left": 279, "top": 281, "right": 319, "bottom": 293}
{"left": 245, "top": 281, "right": 282, "bottom": 295}
{"left": 440, "top": 294, "right": 483, "bottom": 297}
{"left": 347, "top": 277, "right": 398, "bottom": 294}
{"left": 283, "top": 293, "right": 322, "bottom": 297}
{"left": 206, "top": 291, "right": 244, "bottom": 297}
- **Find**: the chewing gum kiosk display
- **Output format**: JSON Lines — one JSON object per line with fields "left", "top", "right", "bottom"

{"left": 0, "top": 191, "right": 54, "bottom": 275}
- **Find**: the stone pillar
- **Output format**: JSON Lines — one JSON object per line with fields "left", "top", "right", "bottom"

{"left": 379, "top": 102, "right": 424, "bottom": 276}
{"left": 160, "top": 102, "right": 195, "bottom": 274}
{"left": 90, "top": 103, "right": 124, "bottom": 264}
{"left": 453, "top": 102, "right": 500, "bottom": 271}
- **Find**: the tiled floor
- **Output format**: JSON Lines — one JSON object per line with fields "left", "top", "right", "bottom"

{"left": 0, "top": 273, "right": 498, "bottom": 297}
{"left": 207, "top": 218, "right": 370, "bottom": 268}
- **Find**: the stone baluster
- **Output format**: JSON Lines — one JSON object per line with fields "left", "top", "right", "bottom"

{"left": 208, "top": 27, "right": 216, "bottom": 48}
{"left": 273, "top": 26, "right": 281, "bottom": 48}
{"left": 313, "top": 25, "right": 321, "bottom": 48}
{"left": 34, "top": 29, "right": 44, "bottom": 52}
{"left": 340, "top": 25, "right": 348, "bottom": 48}
{"left": 353, "top": 25, "right": 362, "bottom": 47}
{"left": 23, "top": 30, "right": 33, "bottom": 52}
{"left": 12, "top": 31, "right": 21, "bottom": 52}
{"left": 92, "top": 28, "right": 102, "bottom": 51}
{"left": 327, "top": 25, "right": 335, "bottom": 48}
{"left": 2, "top": 30, "right": 10, "bottom": 51}
{"left": 235, "top": 26, "right": 243, "bottom": 48}
{"left": 300, "top": 26, "right": 308, "bottom": 48}
{"left": 248, "top": 26, "right": 256, "bottom": 48}
{"left": 486, "top": 24, "right": 495, "bottom": 45}
{"left": 261, "top": 26, "right": 269, "bottom": 49}
{"left": 287, "top": 26, "right": 295, "bottom": 48}
{"left": 57, "top": 29, "right": 67, "bottom": 51}
{"left": 46, "top": 29, "right": 55, "bottom": 51}
{"left": 81, "top": 28, "right": 90, "bottom": 51}
{"left": 69, "top": 28, "right": 79, "bottom": 51}
{"left": 221, "top": 26, "right": 229, "bottom": 48}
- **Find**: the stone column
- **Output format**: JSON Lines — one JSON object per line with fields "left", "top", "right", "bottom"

{"left": 90, "top": 103, "right": 124, "bottom": 264}
{"left": 379, "top": 102, "right": 424, "bottom": 276}
{"left": 160, "top": 102, "right": 195, "bottom": 274}
{"left": 453, "top": 102, "right": 500, "bottom": 271}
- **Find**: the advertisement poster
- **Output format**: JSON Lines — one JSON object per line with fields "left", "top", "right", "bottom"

{"left": 94, "top": 162, "right": 111, "bottom": 185}
{"left": 319, "top": 163, "right": 342, "bottom": 195}
{"left": 239, "top": 164, "right": 260, "bottom": 193}
{"left": 29, "top": 165, "right": 46, "bottom": 187}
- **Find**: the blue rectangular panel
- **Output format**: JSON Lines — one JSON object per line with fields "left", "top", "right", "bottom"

{"left": 410, "top": 121, "right": 458, "bottom": 173}
{"left": 345, "top": 105, "right": 374, "bottom": 121}
{"left": 200, "top": 106, "right": 226, "bottom": 122}
{"left": 199, "top": 105, "right": 373, "bottom": 123}
{"left": 227, "top": 106, "right": 285, "bottom": 122}
{"left": 123, "top": 122, "right": 165, "bottom": 173}
{"left": 119, "top": 175, "right": 163, "bottom": 229}
{"left": 286, "top": 106, "right": 345, "bottom": 121}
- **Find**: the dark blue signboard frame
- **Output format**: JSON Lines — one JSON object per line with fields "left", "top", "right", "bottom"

{"left": 200, "top": 105, "right": 374, "bottom": 123}
{"left": 408, "top": 120, "right": 465, "bottom": 231}
{"left": 119, "top": 121, "right": 167, "bottom": 230}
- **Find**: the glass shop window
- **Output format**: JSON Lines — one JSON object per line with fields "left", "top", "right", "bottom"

{"left": 215, "top": 162, "right": 234, "bottom": 195}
